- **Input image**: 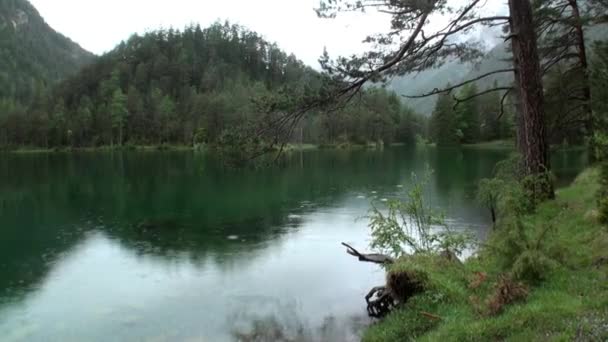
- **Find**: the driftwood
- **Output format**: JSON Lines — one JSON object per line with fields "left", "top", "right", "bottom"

{"left": 342, "top": 242, "right": 429, "bottom": 318}
{"left": 342, "top": 242, "right": 396, "bottom": 318}
{"left": 341, "top": 243, "right": 395, "bottom": 265}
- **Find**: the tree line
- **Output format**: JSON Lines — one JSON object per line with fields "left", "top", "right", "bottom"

{"left": 0, "top": 22, "right": 425, "bottom": 149}
{"left": 313, "top": 0, "right": 608, "bottom": 199}
{"left": 429, "top": 82, "right": 514, "bottom": 146}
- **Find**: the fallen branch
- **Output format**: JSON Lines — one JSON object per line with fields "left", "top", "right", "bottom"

{"left": 341, "top": 242, "right": 395, "bottom": 265}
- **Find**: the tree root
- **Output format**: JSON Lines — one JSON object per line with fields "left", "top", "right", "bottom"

{"left": 365, "top": 286, "right": 397, "bottom": 318}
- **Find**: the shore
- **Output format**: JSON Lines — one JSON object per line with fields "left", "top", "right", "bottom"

{"left": 364, "top": 167, "right": 608, "bottom": 341}
{"left": 3, "top": 140, "right": 590, "bottom": 154}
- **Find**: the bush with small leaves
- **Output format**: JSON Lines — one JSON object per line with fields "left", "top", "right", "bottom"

{"left": 368, "top": 167, "right": 476, "bottom": 258}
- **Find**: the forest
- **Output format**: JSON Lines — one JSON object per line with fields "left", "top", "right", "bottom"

{"left": 0, "top": 21, "right": 430, "bottom": 148}
{"left": 1, "top": 0, "right": 608, "bottom": 340}
{"left": 0, "top": 0, "right": 94, "bottom": 112}
{"left": 3, "top": 0, "right": 605, "bottom": 154}
{"left": 0, "top": 0, "right": 606, "bottom": 205}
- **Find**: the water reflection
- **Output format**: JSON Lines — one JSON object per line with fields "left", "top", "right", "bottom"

{"left": 0, "top": 211, "right": 380, "bottom": 341}
{"left": 0, "top": 147, "right": 587, "bottom": 341}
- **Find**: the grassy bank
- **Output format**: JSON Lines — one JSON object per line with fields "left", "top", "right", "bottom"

{"left": 365, "top": 167, "right": 608, "bottom": 341}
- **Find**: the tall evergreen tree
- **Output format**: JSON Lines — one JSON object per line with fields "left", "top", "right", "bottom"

{"left": 479, "top": 84, "right": 503, "bottom": 141}
{"left": 430, "top": 91, "right": 459, "bottom": 147}
{"left": 110, "top": 89, "right": 128, "bottom": 146}
{"left": 456, "top": 84, "right": 481, "bottom": 143}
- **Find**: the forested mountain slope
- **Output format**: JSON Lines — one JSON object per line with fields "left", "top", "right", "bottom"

{"left": 389, "top": 24, "right": 608, "bottom": 116}
{"left": 385, "top": 59, "right": 472, "bottom": 116}
{"left": 0, "top": 0, "right": 95, "bottom": 110}
{"left": 0, "top": 21, "right": 421, "bottom": 148}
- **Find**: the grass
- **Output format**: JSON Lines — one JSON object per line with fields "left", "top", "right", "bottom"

{"left": 364, "top": 167, "right": 608, "bottom": 341}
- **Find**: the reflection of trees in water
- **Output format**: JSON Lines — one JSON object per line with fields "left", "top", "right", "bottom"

{"left": 231, "top": 308, "right": 369, "bottom": 342}
{"left": 0, "top": 149, "right": 412, "bottom": 304}
{"left": 0, "top": 148, "right": 587, "bottom": 308}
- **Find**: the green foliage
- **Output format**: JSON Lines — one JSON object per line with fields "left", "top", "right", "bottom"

{"left": 599, "top": 162, "right": 608, "bottom": 224}
{"left": 429, "top": 83, "right": 511, "bottom": 147}
{"left": 429, "top": 91, "right": 459, "bottom": 146}
{"left": 455, "top": 83, "right": 481, "bottom": 143}
{"left": 0, "top": 21, "right": 425, "bottom": 149}
{"left": 591, "top": 41, "right": 608, "bottom": 163}
{"left": 110, "top": 89, "right": 129, "bottom": 145}
{"left": 215, "top": 125, "right": 270, "bottom": 169}
{"left": 475, "top": 155, "right": 560, "bottom": 283}
{"left": 368, "top": 168, "right": 474, "bottom": 257}
{"left": 476, "top": 177, "right": 505, "bottom": 225}
{"left": 479, "top": 154, "right": 554, "bottom": 222}
{"left": 544, "top": 65, "right": 588, "bottom": 145}
{"left": 479, "top": 82, "right": 513, "bottom": 142}
{"left": 365, "top": 168, "right": 608, "bottom": 341}
{"left": 496, "top": 216, "right": 558, "bottom": 283}
{"left": 306, "top": 87, "right": 426, "bottom": 147}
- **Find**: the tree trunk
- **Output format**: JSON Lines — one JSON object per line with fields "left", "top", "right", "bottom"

{"left": 568, "top": 0, "right": 595, "bottom": 162}
{"left": 510, "top": 37, "right": 526, "bottom": 155}
{"left": 509, "top": 0, "right": 554, "bottom": 198}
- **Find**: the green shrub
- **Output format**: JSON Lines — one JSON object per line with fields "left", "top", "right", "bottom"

{"left": 477, "top": 178, "right": 505, "bottom": 226}
{"left": 368, "top": 167, "right": 475, "bottom": 257}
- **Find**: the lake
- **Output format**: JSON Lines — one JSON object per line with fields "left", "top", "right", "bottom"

{"left": 0, "top": 146, "right": 587, "bottom": 342}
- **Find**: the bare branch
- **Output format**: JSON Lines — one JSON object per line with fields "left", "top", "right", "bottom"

{"left": 453, "top": 87, "right": 512, "bottom": 108}
{"left": 341, "top": 242, "right": 395, "bottom": 264}
{"left": 404, "top": 69, "right": 514, "bottom": 99}
{"left": 497, "top": 88, "right": 513, "bottom": 120}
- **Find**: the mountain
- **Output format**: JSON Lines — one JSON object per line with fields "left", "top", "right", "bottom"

{"left": 390, "top": 23, "right": 608, "bottom": 116}
{"left": 0, "top": 21, "right": 420, "bottom": 149}
{"left": 386, "top": 59, "right": 473, "bottom": 116}
{"left": 461, "top": 43, "right": 512, "bottom": 90}
{"left": 386, "top": 26, "right": 504, "bottom": 116}
{"left": 0, "top": 0, "right": 95, "bottom": 109}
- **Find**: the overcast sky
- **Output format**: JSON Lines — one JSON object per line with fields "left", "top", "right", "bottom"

{"left": 29, "top": 0, "right": 506, "bottom": 68}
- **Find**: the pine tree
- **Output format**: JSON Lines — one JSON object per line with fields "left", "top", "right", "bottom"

{"left": 51, "top": 99, "right": 66, "bottom": 146}
{"left": 456, "top": 84, "right": 481, "bottom": 144}
{"left": 110, "top": 89, "right": 128, "bottom": 146}
{"left": 159, "top": 95, "right": 176, "bottom": 143}
{"left": 479, "top": 84, "right": 502, "bottom": 141}
{"left": 430, "top": 91, "right": 459, "bottom": 146}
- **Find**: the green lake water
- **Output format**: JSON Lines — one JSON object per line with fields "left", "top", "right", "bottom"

{"left": 0, "top": 147, "right": 587, "bottom": 341}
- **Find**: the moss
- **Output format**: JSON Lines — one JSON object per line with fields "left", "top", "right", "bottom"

{"left": 364, "top": 167, "right": 608, "bottom": 341}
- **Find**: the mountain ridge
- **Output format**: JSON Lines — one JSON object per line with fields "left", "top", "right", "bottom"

{"left": 0, "top": 0, "right": 95, "bottom": 109}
